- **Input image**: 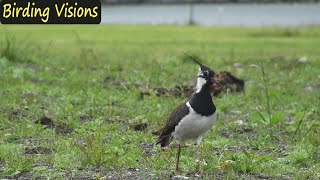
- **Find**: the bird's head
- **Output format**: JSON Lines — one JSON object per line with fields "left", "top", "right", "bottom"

{"left": 183, "top": 52, "right": 216, "bottom": 88}
{"left": 197, "top": 64, "right": 216, "bottom": 86}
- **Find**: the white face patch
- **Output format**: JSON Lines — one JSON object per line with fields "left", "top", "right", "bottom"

{"left": 196, "top": 68, "right": 207, "bottom": 93}
{"left": 198, "top": 68, "right": 203, "bottom": 76}
{"left": 196, "top": 77, "right": 207, "bottom": 93}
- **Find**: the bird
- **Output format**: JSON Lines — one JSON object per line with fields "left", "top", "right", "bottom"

{"left": 155, "top": 53, "right": 217, "bottom": 173}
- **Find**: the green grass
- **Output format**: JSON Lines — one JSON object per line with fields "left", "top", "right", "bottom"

{"left": 0, "top": 25, "right": 319, "bottom": 179}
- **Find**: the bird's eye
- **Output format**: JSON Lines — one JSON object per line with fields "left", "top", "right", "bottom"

{"left": 203, "top": 71, "right": 208, "bottom": 76}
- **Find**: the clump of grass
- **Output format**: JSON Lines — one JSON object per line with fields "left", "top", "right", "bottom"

{"left": 250, "top": 60, "right": 287, "bottom": 128}
{"left": 73, "top": 31, "right": 98, "bottom": 69}
{"left": 0, "top": 32, "right": 32, "bottom": 63}
{"left": 0, "top": 143, "right": 32, "bottom": 176}
{"left": 76, "top": 132, "right": 107, "bottom": 168}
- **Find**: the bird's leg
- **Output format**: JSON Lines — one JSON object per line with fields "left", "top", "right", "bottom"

{"left": 196, "top": 144, "right": 201, "bottom": 163}
{"left": 196, "top": 138, "right": 204, "bottom": 175}
{"left": 196, "top": 144, "right": 204, "bottom": 174}
{"left": 176, "top": 144, "right": 181, "bottom": 171}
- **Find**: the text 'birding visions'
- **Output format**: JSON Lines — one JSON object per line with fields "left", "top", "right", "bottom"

{"left": 0, "top": 0, "right": 101, "bottom": 24}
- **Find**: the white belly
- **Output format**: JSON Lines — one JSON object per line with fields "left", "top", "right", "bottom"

{"left": 172, "top": 102, "right": 215, "bottom": 143}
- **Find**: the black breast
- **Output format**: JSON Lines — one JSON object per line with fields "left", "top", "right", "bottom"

{"left": 189, "top": 87, "right": 216, "bottom": 116}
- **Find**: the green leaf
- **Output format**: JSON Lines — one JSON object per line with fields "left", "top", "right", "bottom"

{"left": 270, "top": 111, "right": 285, "bottom": 125}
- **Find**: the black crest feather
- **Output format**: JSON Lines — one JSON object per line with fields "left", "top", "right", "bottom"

{"left": 182, "top": 51, "right": 205, "bottom": 68}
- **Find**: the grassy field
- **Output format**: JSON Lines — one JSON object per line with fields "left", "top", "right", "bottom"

{"left": 0, "top": 25, "right": 319, "bottom": 179}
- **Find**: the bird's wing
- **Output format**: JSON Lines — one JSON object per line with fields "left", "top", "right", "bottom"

{"left": 156, "top": 102, "right": 190, "bottom": 147}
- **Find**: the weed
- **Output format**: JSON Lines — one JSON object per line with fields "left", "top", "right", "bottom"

{"left": 0, "top": 143, "right": 32, "bottom": 176}
{"left": 77, "top": 132, "right": 107, "bottom": 168}
{"left": 0, "top": 31, "right": 32, "bottom": 63}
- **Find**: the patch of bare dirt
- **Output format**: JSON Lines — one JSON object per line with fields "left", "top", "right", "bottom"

{"left": 145, "top": 71, "right": 244, "bottom": 99}
{"left": 211, "top": 71, "right": 245, "bottom": 97}
{"left": 139, "top": 91, "right": 151, "bottom": 100}
{"left": 8, "top": 108, "right": 28, "bottom": 120}
{"left": 10, "top": 172, "right": 33, "bottom": 180}
{"left": 131, "top": 123, "right": 148, "bottom": 131}
{"left": 103, "top": 76, "right": 131, "bottom": 88}
{"left": 314, "top": 152, "right": 320, "bottom": 160}
{"left": 153, "top": 85, "right": 194, "bottom": 98}
{"left": 24, "top": 147, "right": 52, "bottom": 155}
{"left": 79, "top": 115, "right": 91, "bottom": 123}
{"left": 103, "top": 76, "right": 122, "bottom": 86}
{"left": 140, "top": 143, "right": 155, "bottom": 157}
{"left": 154, "top": 86, "right": 183, "bottom": 97}
{"left": 1, "top": 163, "right": 285, "bottom": 180}
{"left": 35, "top": 116, "right": 72, "bottom": 134}
{"left": 0, "top": 161, "right": 5, "bottom": 168}
{"left": 304, "top": 84, "right": 320, "bottom": 92}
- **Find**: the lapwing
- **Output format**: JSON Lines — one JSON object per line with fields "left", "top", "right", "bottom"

{"left": 156, "top": 53, "right": 216, "bottom": 172}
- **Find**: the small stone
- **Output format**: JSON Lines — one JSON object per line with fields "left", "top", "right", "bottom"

{"left": 107, "top": 117, "right": 116, "bottom": 122}
{"left": 172, "top": 175, "right": 189, "bottom": 179}
{"left": 304, "top": 86, "right": 314, "bottom": 92}
{"left": 235, "top": 120, "right": 244, "bottom": 126}
{"left": 234, "top": 63, "right": 242, "bottom": 68}
{"left": 300, "top": 167, "right": 308, "bottom": 172}
{"left": 230, "top": 110, "right": 242, "bottom": 114}
{"left": 297, "top": 57, "right": 307, "bottom": 64}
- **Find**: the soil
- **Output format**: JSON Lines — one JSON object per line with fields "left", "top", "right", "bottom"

{"left": 2, "top": 166, "right": 278, "bottom": 180}
{"left": 150, "top": 71, "right": 244, "bottom": 98}
{"left": 35, "top": 116, "right": 72, "bottom": 134}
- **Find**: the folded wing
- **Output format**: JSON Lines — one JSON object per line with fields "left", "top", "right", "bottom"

{"left": 156, "top": 103, "right": 190, "bottom": 147}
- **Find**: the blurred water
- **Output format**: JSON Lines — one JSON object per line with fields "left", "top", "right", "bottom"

{"left": 101, "top": 3, "right": 320, "bottom": 27}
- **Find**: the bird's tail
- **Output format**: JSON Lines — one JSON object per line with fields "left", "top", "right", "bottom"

{"left": 154, "top": 135, "right": 171, "bottom": 147}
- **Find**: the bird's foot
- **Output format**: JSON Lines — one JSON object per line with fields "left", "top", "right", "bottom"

{"left": 172, "top": 168, "right": 183, "bottom": 176}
